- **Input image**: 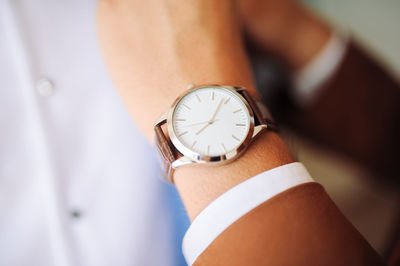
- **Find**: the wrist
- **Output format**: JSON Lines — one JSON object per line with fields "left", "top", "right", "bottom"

{"left": 175, "top": 131, "right": 294, "bottom": 220}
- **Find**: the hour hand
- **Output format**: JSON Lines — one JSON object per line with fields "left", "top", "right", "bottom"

{"left": 195, "top": 122, "right": 211, "bottom": 135}
{"left": 184, "top": 119, "right": 219, "bottom": 128}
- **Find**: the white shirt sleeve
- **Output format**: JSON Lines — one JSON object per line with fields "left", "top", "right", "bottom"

{"left": 291, "top": 32, "right": 349, "bottom": 106}
{"left": 182, "top": 162, "right": 315, "bottom": 265}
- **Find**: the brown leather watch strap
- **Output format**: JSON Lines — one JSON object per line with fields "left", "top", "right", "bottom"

{"left": 154, "top": 123, "right": 176, "bottom": 183}
{"left": 239, "top": 88, "right": 278, "bottom": 131}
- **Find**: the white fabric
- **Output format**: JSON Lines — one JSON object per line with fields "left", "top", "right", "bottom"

{"left": 292, "top": 32, "right": 348, "bottom": 106}
{"left": 0, "top": 1, "right": 182, "bottom": 266}
{"left": 182, "top": 162, "right": 315, "bottom": 265}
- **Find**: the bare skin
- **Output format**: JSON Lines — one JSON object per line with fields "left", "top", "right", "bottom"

{"left": 238, "top": 0, "right": 332, "bottom": 70}
{"left": 97, "top": 0, "right": 383, "bottom": 264}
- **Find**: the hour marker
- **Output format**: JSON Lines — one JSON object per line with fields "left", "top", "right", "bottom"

{"left": 191, "top": 140, "right": 197, "bottom": 148}
{"left": 178, "top": 131, "right": 188, "bottom": 137}
{"left": 195, "top": 94, "right": 201, "bottom": 103}
{"left": 233, "top": 109, "right": 241, "bottom": 113}
{"left": 207, "top": 145, "right": 210, "bottom": 155}
{"left": 212, "top": 91, "right": 215, "bottom": 100}
{"left": 224, "top": 97, "right": 231, "bottom": 104}
{"left": 232, "top": 135, "right": 240, "bottom": 141}
{"left": 221, "top": 143, "right": 227, "bottom": 152}
{"left": 176, "top": 118, "right": 186, "bottom": 121}
{"left": 183, "top": 104, "right": 191, "bottom": 110}
{"left": 236, "top": 123, "right": 245, "bottom": 126}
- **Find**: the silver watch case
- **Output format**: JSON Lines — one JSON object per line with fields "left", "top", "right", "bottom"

{"left": 154, "top": 84, "right": 267, "bottom": 170}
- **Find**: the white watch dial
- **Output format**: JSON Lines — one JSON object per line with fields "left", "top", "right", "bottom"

{"left": 172, "top": 87, "right": 251, "bottom": 157}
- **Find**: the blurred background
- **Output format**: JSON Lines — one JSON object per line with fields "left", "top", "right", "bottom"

{"left": 290, "top": 0, "right": 400, "bottom": 257}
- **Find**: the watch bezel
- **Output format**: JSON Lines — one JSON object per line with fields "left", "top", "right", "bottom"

{"left": 166, "top": 85, "right": 255, "bottom": 164}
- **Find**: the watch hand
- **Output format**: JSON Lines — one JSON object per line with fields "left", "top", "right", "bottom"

{"left": 209, "top": 98, "right": 224, "bottom": 122}
{"left": 184, "top": 119, "right": 219, "bottom": 127}
{"left": 195, "top": 121, "right": 211, "bottom": 135}
{"left": 196, "top": 99, "right": 224, "bottom": 135}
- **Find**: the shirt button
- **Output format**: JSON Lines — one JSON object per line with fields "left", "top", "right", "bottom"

{"left": 70, "top": 210, "right": 82, "bottom": 219}
{"left": 36, "top": 78, "right": 54, "bottom": 97}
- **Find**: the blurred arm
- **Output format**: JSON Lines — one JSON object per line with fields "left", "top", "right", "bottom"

{"left": 240, "top": 0, "right": 400, "bottom": 183}
{"left": 288, "top": 43, "right": 400, "bottom": 183}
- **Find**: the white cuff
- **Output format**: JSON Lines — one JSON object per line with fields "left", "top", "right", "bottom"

{"left": 182, "top": 162, "right": 315, "bottom": 265}
{"left": 292, "top": 32, "right": 348, "bottom": 106}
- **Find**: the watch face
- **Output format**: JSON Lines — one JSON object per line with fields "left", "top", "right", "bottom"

{"left": 170, "top": 86, "right": 252, "bottom": 159}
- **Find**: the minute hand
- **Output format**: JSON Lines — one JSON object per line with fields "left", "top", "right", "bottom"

{"left": 209, "top": 98, "right": 224, "bottom": 122}
{"left": 195, "top": 99, "right": 224, "bottom": 135}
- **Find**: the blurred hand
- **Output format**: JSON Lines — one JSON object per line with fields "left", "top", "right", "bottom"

{"left": 238, "top": 0, "right": 332, "bottom": 70}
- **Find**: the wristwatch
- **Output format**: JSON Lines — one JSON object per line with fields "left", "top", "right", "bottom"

{"left": 154, "top": 84, "right": 277, "bottom": 183}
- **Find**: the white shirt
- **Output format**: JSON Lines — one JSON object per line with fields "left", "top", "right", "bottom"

{"left": 0, "top": 0, "right": 347, "bottom": 265}
{"left": 0, "top": 1, "right": 187, "bottom": 266}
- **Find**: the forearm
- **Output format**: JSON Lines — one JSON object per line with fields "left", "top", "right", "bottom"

{"left": 195, "top": 183, "right": 384, "bottom": 266}
{"left": 97, "top": 0, "right": 254, "bottom": 140}
{"left": 97, "top": 0, "right": 294, "bottom": 219}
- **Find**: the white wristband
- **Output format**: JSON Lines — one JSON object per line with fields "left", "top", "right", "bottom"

{"left": 182, "top": 162, "right": 315, "bottom": 265}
